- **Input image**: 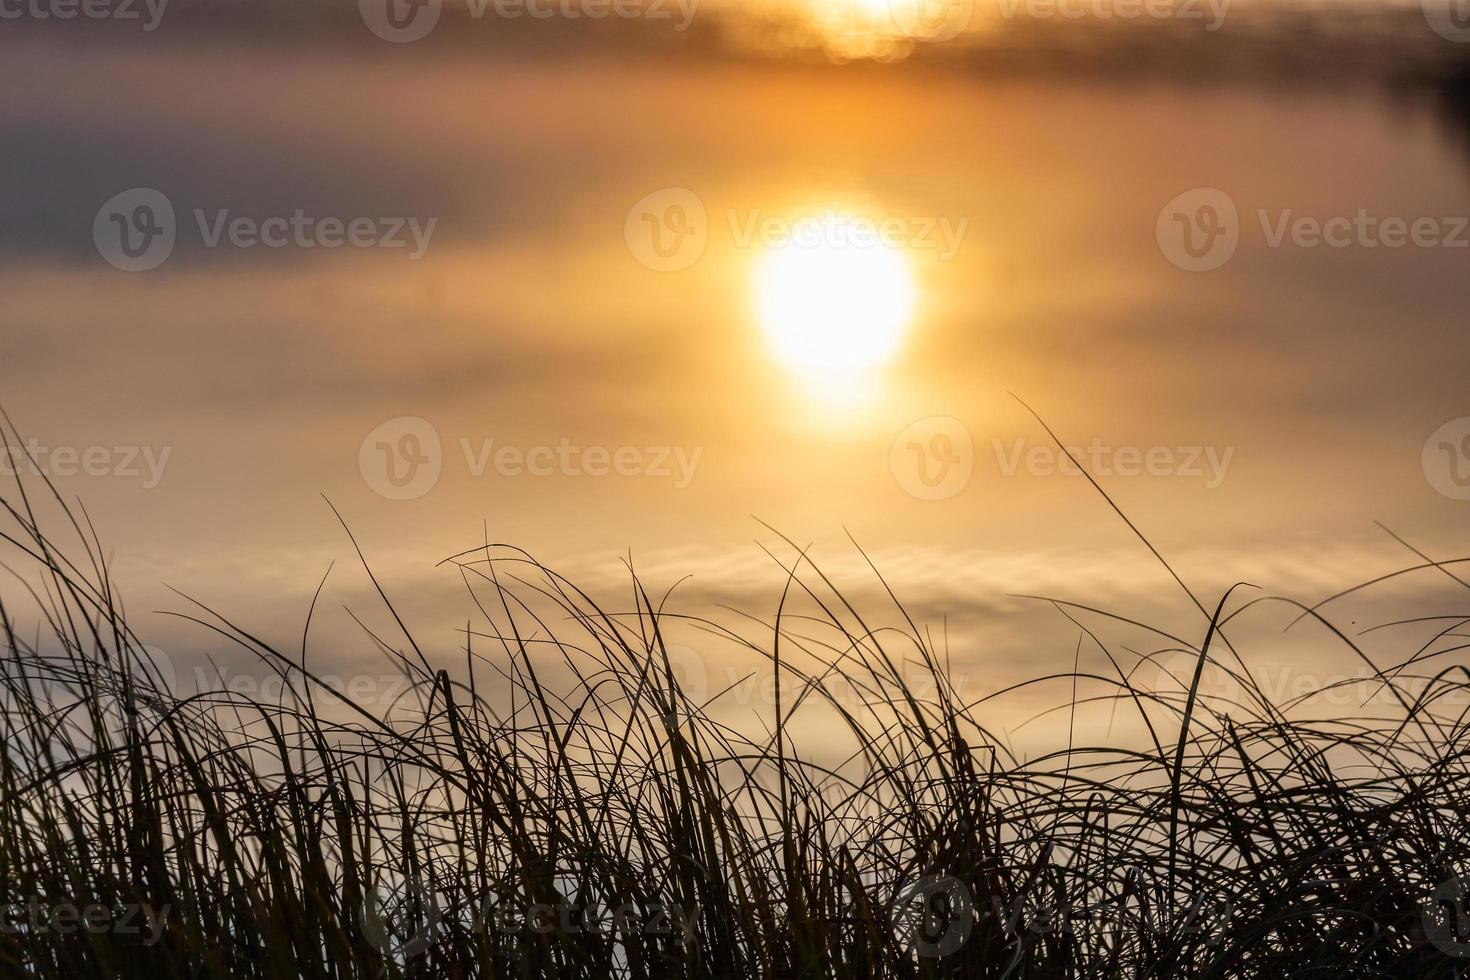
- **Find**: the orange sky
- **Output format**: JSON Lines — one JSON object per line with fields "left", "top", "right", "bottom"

{"left": 2, "top": 16, "right": 1469, "bottom": 741}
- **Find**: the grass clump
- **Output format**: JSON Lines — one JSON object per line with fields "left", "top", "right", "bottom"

{"left": 2, "top": 448, "right": 1470, "bottom": 978}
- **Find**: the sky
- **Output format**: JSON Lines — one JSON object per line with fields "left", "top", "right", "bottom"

{"left": 3, "top": 0, "right": 1470, "bottom": 745}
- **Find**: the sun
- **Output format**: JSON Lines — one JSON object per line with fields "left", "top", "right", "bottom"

{"left": 755, "top": 214, "right": 915, "bottom": 383}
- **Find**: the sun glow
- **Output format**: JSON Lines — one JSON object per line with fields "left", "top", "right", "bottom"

{"left": 754, "top": 214, "right": 915, "bottom": 387}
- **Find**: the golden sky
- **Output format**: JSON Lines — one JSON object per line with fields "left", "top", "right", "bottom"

{"left": 3, "top": 11, "right": 1469, "bottom": 737}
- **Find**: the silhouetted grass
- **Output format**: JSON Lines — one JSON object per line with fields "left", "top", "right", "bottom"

{"left": 3, "top": 425, "right": 1470, "bottom": 978}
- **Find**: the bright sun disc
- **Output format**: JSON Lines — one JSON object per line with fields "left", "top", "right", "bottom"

{"left": 755, "top": 216, "right": 915, "bottom": 379}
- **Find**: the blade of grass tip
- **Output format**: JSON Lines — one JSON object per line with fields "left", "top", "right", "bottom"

{"left": 1362, "top": 522, "right": 1470, "bottom": 702}
{"left": 1282, "top": 555, "right": 1470, "bottom": 631}
{"left": 1010, "top": 394, "right": 1214, "bottom": 625}
{"left": 321, "top": 496, "right": 436, "bottom": 680}
{"left": 1168, "top": 584, "right": 1253, "bottom": 908}
{"left": 1011, "top": 395, "right": 1272, "bottom": 724}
